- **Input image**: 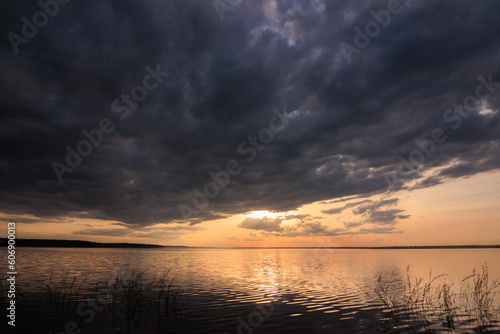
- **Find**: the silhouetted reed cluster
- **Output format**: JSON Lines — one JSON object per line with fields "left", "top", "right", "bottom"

{"left": 46, "top": 270, "right": 87, "bottom": 308}
{"left": 103, "top": 269, "right": 183, "bottom": 332}
{"left": 3, "top": 269, "right": 184, "bottom": 333}
{"left": 375, "top": 264, "right": 500, "bottom": 333}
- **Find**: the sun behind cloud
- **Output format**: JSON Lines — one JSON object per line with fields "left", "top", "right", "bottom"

{"left": 245, "top": 211, "right": 285, "bottom": 219}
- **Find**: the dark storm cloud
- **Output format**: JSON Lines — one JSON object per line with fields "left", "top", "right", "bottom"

{"left": 1, "top": 216, "right": 76, "bottom": 225}
{"left": 1, "top": 0, "right": 500, "bottom": 230}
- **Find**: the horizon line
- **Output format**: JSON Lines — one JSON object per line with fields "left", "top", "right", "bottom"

{"left": 1, "top": 238, "right": 500, "bottom": 249}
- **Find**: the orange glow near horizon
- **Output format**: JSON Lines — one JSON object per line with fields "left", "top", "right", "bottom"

{"left": 2, "top": 170, "right": 500, "bottom": 248}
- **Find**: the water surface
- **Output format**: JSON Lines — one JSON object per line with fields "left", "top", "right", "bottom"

{"left": 3, "top": 247, "right": 500, "bottom": 333}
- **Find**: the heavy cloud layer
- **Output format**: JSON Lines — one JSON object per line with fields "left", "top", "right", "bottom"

{"left": 1, "top": 0, "right": 499, "bottom": 229}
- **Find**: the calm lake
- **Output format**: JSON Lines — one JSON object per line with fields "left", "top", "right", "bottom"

{"left": 2, "top": 247, "right": 500, "bottom": 333}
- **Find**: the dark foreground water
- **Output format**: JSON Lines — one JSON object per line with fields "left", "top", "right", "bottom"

{"left": 1, "top": 247, "right": 500, "bottom": 333}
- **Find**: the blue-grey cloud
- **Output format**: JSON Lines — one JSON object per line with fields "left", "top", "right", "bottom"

{"left": 0, "top": 0, "right": 499, "bottom": 232}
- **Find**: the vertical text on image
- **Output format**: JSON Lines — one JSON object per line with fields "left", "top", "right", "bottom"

{"left": 6, "top": 221, "right": 17, "bottom": 327}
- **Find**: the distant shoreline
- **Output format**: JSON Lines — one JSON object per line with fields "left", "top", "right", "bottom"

{"left": 1, "top": 238, "right": 499, "bottom": 249}
{"left": 0, "top": 238, "right": 185, "bottom": 248}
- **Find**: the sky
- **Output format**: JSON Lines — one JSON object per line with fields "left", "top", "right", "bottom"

{"left": 0, "top": 0, "right": 499, "bottom": 247}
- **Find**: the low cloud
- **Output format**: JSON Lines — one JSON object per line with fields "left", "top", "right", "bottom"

{"left": 73, "top": 224, "right": 203, "bottom": 239}
{"left": 321, "top": 200, "right": 371, "bottom": 214}
{"left": 344, "top": 221, "right": 363, "bottom": 228}
{"left": 322, "top": 197, "right": 411, "bottom": 229}
{"left": 73, "top": 228, "right": 131, "bottom": 237}
{"left": 239, "top": 217, "right": 284, "bottom": 232}
{"left": 238, "top": 212, "right": 403, "bottom": 237}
